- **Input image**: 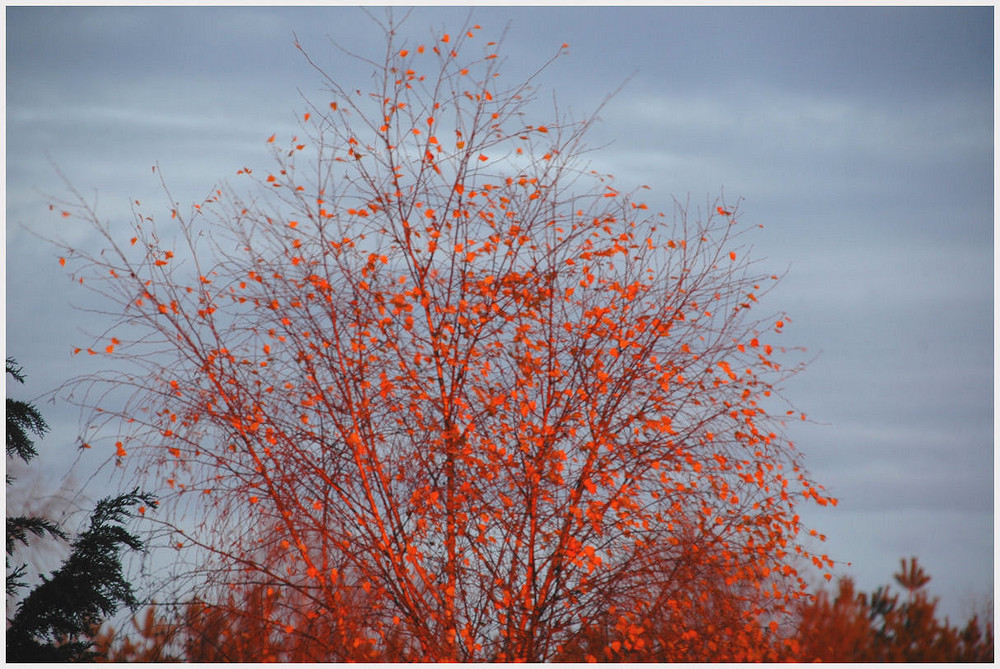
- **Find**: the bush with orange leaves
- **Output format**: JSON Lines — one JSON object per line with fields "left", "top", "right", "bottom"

{"left": 792, "top": 557, "right": 993, "bottom": 662}
{"left": 54, "top": 14, "right": 835, "bottom": 662}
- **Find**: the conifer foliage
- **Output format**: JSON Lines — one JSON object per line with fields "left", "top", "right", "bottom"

{"left": 793, "top": 557, "right": 993, "bottom": 662}
{"left": 6, "top": 357, "right": 67, "bottom": 599}
{"left": 5, "top": 358, "right": 155, "bottom": 662}
{"left": 51, "top": 16, "right": 836, "bottom": 661}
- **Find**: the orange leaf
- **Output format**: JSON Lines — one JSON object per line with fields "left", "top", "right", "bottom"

{"left": 267, "top": 133, "right": 276, "bottom": 143}
{"left": 59, "top": 257, "right": 66, "bottom": 266}
{"left": 717, "top": 206, "right": 732, "bottom": 216}
{"left": 442, "top": 33, "right": 450, "bottom": 43}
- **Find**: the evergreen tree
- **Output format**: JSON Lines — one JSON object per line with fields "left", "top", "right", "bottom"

{"left": 793, "top": 557, "right": 993, "bottom": 662}
{"left": 6, "top": 357, "right": 67, "bottom": 598}
{"left": 5, "top": 358, "right": 156, "bottom": 662}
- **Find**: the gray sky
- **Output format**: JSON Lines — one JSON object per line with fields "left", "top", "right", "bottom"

{"left": 5, "top": 6, "right": 993, "bottom": 623}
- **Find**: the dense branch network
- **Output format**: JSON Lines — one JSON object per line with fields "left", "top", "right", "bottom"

{"left": 50, "top": 18, "right": 835, "bottom": 662}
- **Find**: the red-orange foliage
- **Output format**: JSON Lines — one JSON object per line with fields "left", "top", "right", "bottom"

{"left": 55, "top": 17, "right": 834, "bottom": 661}
{"left": 792, "top": 558, "right": 994, "bottom": 662}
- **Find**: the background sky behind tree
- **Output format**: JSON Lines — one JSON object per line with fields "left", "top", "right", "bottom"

{"left": 5, "top": 5, "right": 993, "bottom": 624}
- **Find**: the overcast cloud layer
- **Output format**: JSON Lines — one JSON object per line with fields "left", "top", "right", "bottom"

{"left": 5, "top": 6, "right": 993, "bottom": 622}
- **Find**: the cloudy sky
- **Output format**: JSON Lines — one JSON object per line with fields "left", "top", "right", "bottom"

{"left": 6, "top": 5, "right": 993, "bottom": 622}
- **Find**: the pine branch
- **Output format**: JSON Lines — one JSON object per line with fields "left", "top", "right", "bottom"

{"left": 6, "top": 488, "right": 157, "bottom": 662}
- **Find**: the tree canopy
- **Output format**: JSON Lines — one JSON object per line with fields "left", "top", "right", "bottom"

{"left": 793, "top": 557, "right": 993, "bottom": 662}
{"left": 49, "top": 16, "right": 838, "bottom": 661}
